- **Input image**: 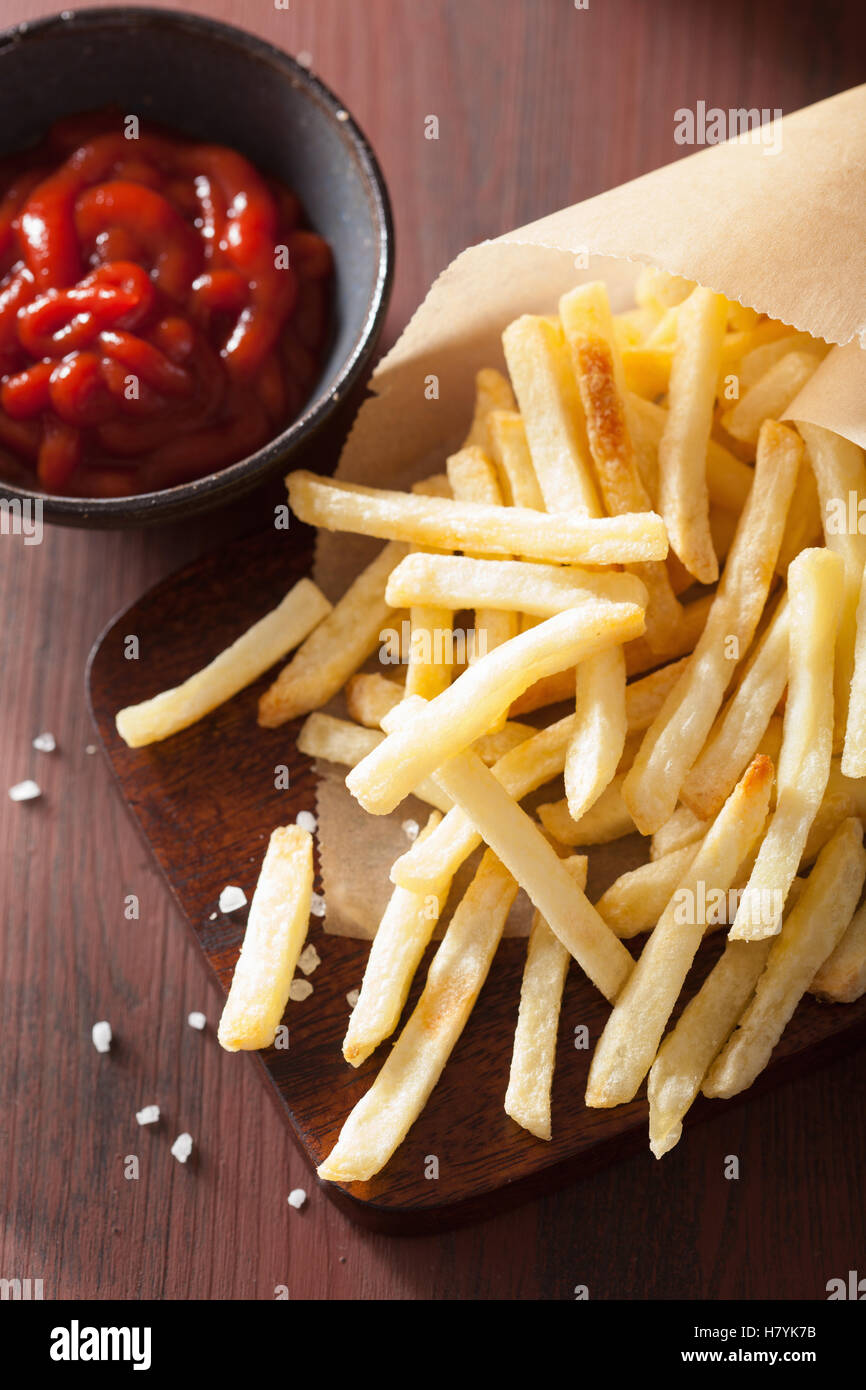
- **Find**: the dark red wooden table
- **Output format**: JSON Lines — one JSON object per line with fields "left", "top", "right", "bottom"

{"left": 2, "top": 0, "right": 864, "bottom": 1300}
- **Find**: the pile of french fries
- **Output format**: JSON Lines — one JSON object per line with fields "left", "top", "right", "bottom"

{"left": 116, "top": 266, "right": 866, "bottom": 1179}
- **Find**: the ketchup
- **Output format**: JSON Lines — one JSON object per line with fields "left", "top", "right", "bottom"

{"left": 0, "top": 111, "right": 332, "bottom": 497}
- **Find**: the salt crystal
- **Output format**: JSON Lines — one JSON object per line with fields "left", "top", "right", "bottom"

{"left": 136, "top": 1105, "right": 160, "bottom": 1125}
{"left": 297, "top": 943, "right": 320, "bottom": 976}
{"left": 297, "top": 50, "right": 313, "bottom": 67}
{"left": 336, "top": 109, "right": 349, "bottom": 122}
{"left": 91, "top": 1020, "right": 112, "bottom": 1053}
{"left": 170, "top": 1132, "right": 193, "bottom": 1163}
{"left": 401, "top": 818, "right": 420, "bottom": 841}
{"left": 9, "top": 779, "right": 40, "bottom": 802}
{"left": 219, "top": 885, "right": 247, "bottom": 913}
{"left": 209, "top": 912, "right": 217, "bottom": 921}
{"left": 289, "top": 979, "right": 313, "bottom": 1002}
{"left": 287, "top": 1188, "right": 307, "bottom": 1209}
{"left": 32, "top": 732, "right": 56, "bottom": 753}
{"left": 310, "top": 892, "right": 326, "bottom": 918}
{"left": 296, "top": 810, "right": 317, "bottom": 834}
{"left": 187, "top": 1011, "right": 206, "bottom": 1031}
{"left": 346, "top": 989, "right": 360, "bottom": 1009}
{"left": 85, "top": 744, "right": 97, "bottom": 755}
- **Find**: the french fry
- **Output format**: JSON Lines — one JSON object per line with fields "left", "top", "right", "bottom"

{"left": 258, "top": 542, "right": 407, "bottom": 727}
{"left": 798, "top": 422, "right": 866, "bottom": 752}
{"left": 318, "top": 851, "right": 519, "bottom": 1183}
{"left": 404, "top": 474, "right": 454, "bottom": 701}
{"left": 217, "top": 826, "right": 314, "bottom": 1051}
{"left": 721, "top": 351, "right": 820, "bottom": 445}
{"left": 657, "top": 287, "right": 729, "bottom": 584}
{"left": 680, "top": 598, "right": 789, "bottom": 820}
{"left": 389, "top": 714, "right": 578, "bottom": 894}
{"left": 426, "top": 743, "right": 634, "bottom": 1001}
{"left": 803, "top": 762, "right": 866, "bottom": 862}
{"left": 595, "top": 843, "right": 703, "bottom": 938}
{"left": 287, "top": 470, "right": 667, "bottom": 565}
{"left": 560, "top": 282, "right": 684, "bottom": 653}
{"left": 564, "top": 645, "right": 627, "bottom": 822}
{"left": 623, "top": 419, "right": 801, "bottom": 834}
{"left": 586, "top": 755, "right": 773, "bottom": 1108}
{"left": 342, "top": 813, "right": 454, "bottom": 1066}
{"left": 635, "top": 266, "right": 696, "bottom": 312}
{"left": 385, "top": 553, "right": 648, "bottom": 618}
{"left": 624, "top": 657, "right": 691, "bottom": 731}
{"left": 446, "top": 445, "right": 519, "bottom": 664}
{"left": 775, "top": 456, "right": 822, "bottom": 576}
{"left": 297, "top": 713, "right": 453, "bottom": 814}
{"left": 486, "top": 410, "right": 545, "bottom": 510}
{"left": 505, "top": 856, "right": 587, "bottom": 1140}
{"left": 647, "top": 937, "right": 772, "bottom": 1157}
{"left": 344, "top": 672, "right": 404, "bottom": 727}
{"left": 463, "top": 367, "right": 517, "bottom": 450}
{"left": 501, "top": 314, "right": 601, "bottom": 515}
{"left": 346, "top": 599, "right": 646, "bottom": 815}
{"left": 737, "top": 332, "right": 827, "bottom": 391}
{"left": 730, "top": 548, "right": 843, "bottom": 940}
{"left": 705, "top": 818, "right": 866, "bottom": 1097}
{"left": 537, "top": 773, "right": 635, "bottom": 847}
{"left": 628, "top": 393, "right": 753, "bottom": 516}
{"left": 649, "top": 805, "right": 709, "bottom": 861}
{"left": 842, "top": 563, "right": 866, "bottom": 777}
{"left": 810, "top": 898, "right": 866, "bottom": 1003}
{"left": 116, "top": 578, "right": 332, "bottom": 747}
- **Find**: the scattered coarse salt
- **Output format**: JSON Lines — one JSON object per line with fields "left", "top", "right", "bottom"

{"left": 296, "top": 810, "right": 317, "bottom": 834}
{"left": 136, "top": 1104, "right": 160, "bottom": 1126}
{"left": 287, "top": 1188, "right": 307, "bottom": 1209}
{"left": 32, "top": 732, "right": 56, "bottom": 753}
{"left": 209, "top": 912, "right": 217, "bottom": 921}
{"left": 9, "top": 779, "right": 40, "bottom": 802}
{"left": 170, "top": 1132, "right": 193, "bottom": 1163}
{"left": 297, "top": 943, "right": 321, "bottom": 976}
{"left": 188, "top": 1011, "right": 206, "bottom": 1031}
{"left": 289, "top": 979, "right": 313, "bottom": 1002}
{"left": 85, "top": 744, "right": 97, "bottom": 755}
{"left": 91, "top": 1020, "right": 112, "bottom": 1053}
{"left": 310, "top": 891, "right": 326, "bottom": 918}
{"left": 297, "top": 49, "right": 313, "bottom": 67}
{"left": 219, "top": 885, "right": 247, "bottom": 913}
{"left": 401, "top": 818, "right": 420, "bottom": 841}
{"left": 346, "top": 989, "right": 360, "bottom": 1009}
{"left": 335, "top": 109, "right": 349, "bottom": 122}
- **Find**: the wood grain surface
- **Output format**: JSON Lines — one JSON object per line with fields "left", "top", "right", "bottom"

{"left": 2, "top": 0, "right": 865, "bottom": 1298}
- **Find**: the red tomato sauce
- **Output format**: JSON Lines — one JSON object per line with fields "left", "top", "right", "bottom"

{"left": 0, "top": 111, "right": 332, "bottom": 497}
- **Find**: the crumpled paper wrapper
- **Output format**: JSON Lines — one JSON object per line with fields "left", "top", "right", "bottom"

{"left": 316, "top": 83, "right": 866, "bottom": 938}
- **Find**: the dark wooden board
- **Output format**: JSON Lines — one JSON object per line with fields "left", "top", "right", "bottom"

{"left": 87, "top": 523, "right": 866, "bottom": 1233}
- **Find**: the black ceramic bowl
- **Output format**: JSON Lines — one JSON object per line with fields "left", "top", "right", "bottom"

{"left": 0, "top": 7, "right": 393, "bottom": 527}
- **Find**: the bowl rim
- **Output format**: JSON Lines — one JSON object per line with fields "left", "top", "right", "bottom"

{"left": 0, "top": 4, "right": 394, "bottom": 525}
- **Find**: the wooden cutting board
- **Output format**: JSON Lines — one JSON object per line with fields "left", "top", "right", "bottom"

{"left": 87, "top": 523, "right": 866, "bottom": 1232}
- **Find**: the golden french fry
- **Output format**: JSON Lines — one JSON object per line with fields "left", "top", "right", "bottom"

{"left": 505, "top": 856, "right": 587, "bottom": 1140}
{"left": 389, "top": 714, "right": 578, "bottom": 894}
{"left": 628, "top": 394, "right": 753, "bottom": 517}
{"left": 705, "top": 818, "right": 866, "bottom": 1097}
{"left": 346, "top": 599, "right": 646, "bottom": 815}
{"left": 803, "top": 762, "right": 866, "bottom": 862}
{"left": 624, "top": 657, "right": 691, "bottom": 731}
{"left": 297, "top": 712, "right": 452, "bottom": 814}
{"left": 595, "top": 843, "right": 703, "bottom": 938}
{"left": 680, "top": 598, "right": 789, "bottom": 820}
{"left": 258, "top": 542, "right": 407, "bottom": 727}
{"left": 427, "top": 744, "right": 634, "bottom": 1001}
{"left": 486, "top": 410, "right": 545, "bottom": 510}
{"left": 731, "top": 548, "right": 843, "bottom": 939}
{"left": 810, "top": 898, "right": 866, "bottom": 1003}
{"left": 635, "top": 266, "right": 696, "bottom": 312}
{"left": 344, "top": 672, "right": 404, "bottom": 727}
{"left": 842, "top": 563, "right": 866, "bottom": 777}
{"left": 446, "top": 445, "right": 519, "bottom": 663}
{"left": 536, "top": 773, "right": 635, "bottom": 847}
{"left": 385, "top": 553, "right": 647, "bottom": 617}
{"left": 564, "top": 645, "right": 626, "bottom": 822}
{"left": 404, "top": 475, "right": 454, "bottom": 700}
{"left": 586, "top": 755, "right": 773, "bottom": 1108}
{"left": 721, "top": 351, "right": 820, "bottom": 445}
{"left": 217, "top": 826, "right": 314, "bottom": 1052}
{"left": 737, "top": 333, "right": 828, "bottom": 391}
{"left": 318, "top": 851, "right": 519, "bottom": 1183}
{"left": 798, "top": 422, "right": 866, "bottom": 752}
{"left": 342, "top": 813, "right": 454, "bottom": 1066}
{"left": 287, "top": 470, "right": 667, "bottom": 566}
{"left": 463, "top": 367, "right": 517, "bottom": 450}
{"left": 501, "top": 314, "right": 600, "bottom": 515}
{"left": 623, "top": 419, "right": 801, "bottom": 834}
{"left": 776, "top": 456, "right": 822, "bottom": 576}
{"left": 647, "top": 937, "right": 772, "bottom": 1157}
{"left": 657, "top": 287, "right": 729, "bottom": 583}
{"left": 116, "top": 578, "right": 331, "bottom": 747}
